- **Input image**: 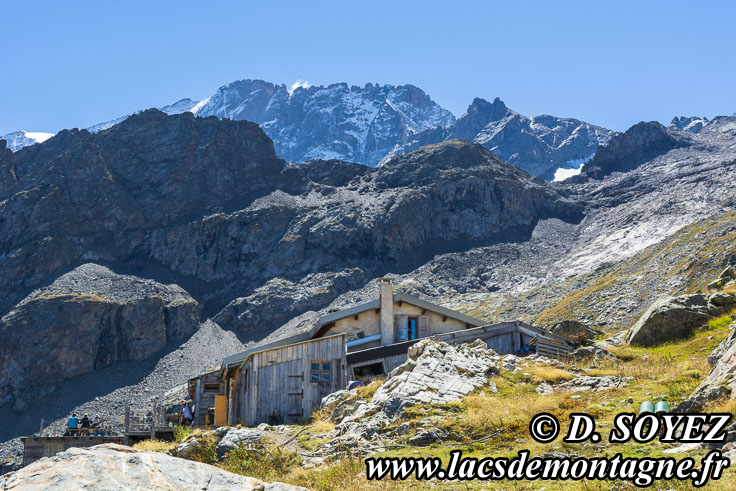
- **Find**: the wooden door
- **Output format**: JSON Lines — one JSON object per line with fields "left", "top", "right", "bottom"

{"left": 256, "top": 358, "right": 303, "bottom": 425}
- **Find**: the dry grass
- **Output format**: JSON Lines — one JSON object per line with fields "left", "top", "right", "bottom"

{"left": 356, "top": 378, "right": 384, "bottom": 400}
{"left": 310, "top": 418, "right": 335, "bottom": 433}
{"left": 132, "top": 439, "right": 175, "bottom": 453}
{"left": 524, "top": 365, "right": 576, "bottom": 383}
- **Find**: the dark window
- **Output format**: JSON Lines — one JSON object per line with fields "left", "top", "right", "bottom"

{"left": 203, "top": 383, "right": 221, "bottom": 393}
{"left": 353, "top": 362, "right": 385, "bottom": 380}
{"left": 408, "top": 317, "right": 418, "bottom": 340}
{"left": 311, "top": 361, "right": 331, "bottom": 383}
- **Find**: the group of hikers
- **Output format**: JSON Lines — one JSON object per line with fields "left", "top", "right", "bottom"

{"left": 62, "top": 402, "right": 200, "bottom": 435}
{"left": 66, "top": 413, "right": 103, "bottom": 435}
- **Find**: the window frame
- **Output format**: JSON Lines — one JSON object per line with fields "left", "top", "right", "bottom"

{"left": 310, "top": 360, "right": 332, "bottom": 383}
{"left": 43, "top": 443, "right": 65, "bottom": 457}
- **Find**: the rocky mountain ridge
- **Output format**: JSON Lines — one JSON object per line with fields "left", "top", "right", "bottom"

{"left": 3, "top": 78, "right": 615, "bottom": 178}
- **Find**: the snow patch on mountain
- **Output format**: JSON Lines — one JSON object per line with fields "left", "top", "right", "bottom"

{"left": 190, "top": 98, "right": 210, "bottom": 115}
{"left": 553, "top": 154, "right": 595, "bottom": 182}
{"left": 83, "top": 99, "right": 201, "bottom": 134}
{"left": 1, "top": 130, "right": 55, "bottom": 151}
{"left": 288, "top": 79, "right": 310, "bottom": 96}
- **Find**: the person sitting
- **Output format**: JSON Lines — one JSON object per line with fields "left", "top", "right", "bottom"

{"left": 91, "top": 416, "right": 101, "bottom": 429}
{"left": 67, "top": 413, "right": 79, "bottom": 436}
{"left": 180, "top": 401, "right": 193, "bottom": 426}
{"left": 79, "top": 413, "right": 91, "bottom": 435}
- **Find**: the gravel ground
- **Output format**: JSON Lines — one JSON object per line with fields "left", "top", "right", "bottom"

{"left": 0, "top": 320, "right": 244, "bottom": 474}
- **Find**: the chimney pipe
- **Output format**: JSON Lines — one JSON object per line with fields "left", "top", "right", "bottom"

{"left": 378, "top": 278, "right": 394, "bottom": 346}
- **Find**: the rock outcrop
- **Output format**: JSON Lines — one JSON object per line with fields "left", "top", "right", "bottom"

{"left": 708, "top": 266, "right": 736, "bottom": 291}
{"left": 679, "top": 319, "right": 736, "bottom": 412}
{"left": 0, "top": 443, "right": 304, "bottom": 490}
{"left": 625, "top": 293, "right": 735, "bottom": 347}
{"left": 0, "top": 264, "right": 201, "bottom": 411}
{"left": 215, "top": 428, "right": 265, "bottom": 460}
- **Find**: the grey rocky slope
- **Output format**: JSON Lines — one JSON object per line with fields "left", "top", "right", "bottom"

{"left": 273, "top": 117, "right": 736, "bottom": 337}
{"left": 0, "top": 320, "right": 245, "bottom": 473}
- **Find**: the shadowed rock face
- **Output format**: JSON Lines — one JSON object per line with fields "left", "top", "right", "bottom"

{"left": 0, "top": 113, "right": 582, "bottom": 338}
{"left": 0, "top": 264, "right": 201, "bottom": 410}
{"left": 574, "top": 121, "right": 688, "bottom": 180}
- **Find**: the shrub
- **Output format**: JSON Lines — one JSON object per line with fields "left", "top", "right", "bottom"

{"left": 225, "top": 442, "right": 300, "bottom": 481}
{"left": 184, "top": 433, "right": 218, "bottom": 465}
{"left": 173, "top": 425, "right": 190, "bottom": 444}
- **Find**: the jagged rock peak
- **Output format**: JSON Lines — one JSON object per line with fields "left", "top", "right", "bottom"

{"left": 671, "top": 116, "right": 710, "bottom": 134}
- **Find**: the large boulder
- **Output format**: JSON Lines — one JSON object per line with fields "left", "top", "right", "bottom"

{"left": 549, "top": 320, "right": 601, "bottom": 346}
{"left": 679, "top": 319, "right": 736, "bottom": 412}
{"left": 335, "top": 339, "right": 500, "bottom": 430}
{"left": 0, "top": 443, "right": 304, "bottom": 490}
{"left": 0, "top": 264, "right": 201, "bottom": 410}
{"left": 215, "top": 428, "right": 265, "bottom": 460}
{"left": 626, "top": 293, "right": 735, "bottom": 347}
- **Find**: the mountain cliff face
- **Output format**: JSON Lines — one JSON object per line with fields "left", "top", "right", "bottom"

{"left": 0, "top": 264, "right": 201, "bottom": 411}
{"left": 0, "top": 111, "right": 582, "bottom": 396}
{"left": 572, "top": 121, "right": 689, "bottom": 180}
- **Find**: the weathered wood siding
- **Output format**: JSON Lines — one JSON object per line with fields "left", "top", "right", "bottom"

{"left": 22, "top": 436, "right": 123, "bottom": 467}
{"left": 234, "top": 334, "right": 346, "bottom": 426}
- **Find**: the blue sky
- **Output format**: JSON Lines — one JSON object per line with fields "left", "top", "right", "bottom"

{"left": 1, "top": 0, "right": 734, "bottom": 135}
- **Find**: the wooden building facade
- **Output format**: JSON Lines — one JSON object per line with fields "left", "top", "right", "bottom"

{"left": 223, "top": 334, "right": 346, "bottom": 426}
{"left": 21, "top": 436, "right": 123, "bottom": 466}
{"left": 198, "top": 279, "right": 572, "bottom": 428}
{"left": 188, "top": 369, "right": 226, "bottom": 426}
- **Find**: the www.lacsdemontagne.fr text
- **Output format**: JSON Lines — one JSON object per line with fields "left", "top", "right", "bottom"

{"left": 365, "top": 449, "right": 729, "bottom": 487}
